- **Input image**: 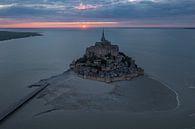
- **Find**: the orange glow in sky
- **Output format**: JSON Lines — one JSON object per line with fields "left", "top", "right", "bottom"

{"left": 0, "top": 18, "right": 187, "bottom": 28}
{"left": 0, "top": 21, "right": 118, "bottom": 28}
{"left": 81, "top": 24, "right": 87, "bottom": 29}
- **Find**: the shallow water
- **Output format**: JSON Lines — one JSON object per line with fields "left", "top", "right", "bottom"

{"left": 0, "top": 28, "right": 195, "bottom": 129}
{"left": 32, "top": 71, "right": 178, "bottom": 112}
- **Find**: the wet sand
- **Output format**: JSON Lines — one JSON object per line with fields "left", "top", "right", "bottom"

{"left": 33, "top": 70, "right": 178, "bottom": 113}
{"left": 0, "top": 70, "right": 179, "bottom": 129}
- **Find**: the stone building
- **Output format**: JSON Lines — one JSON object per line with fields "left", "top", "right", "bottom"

{"left": 70, "top": 29, "right": 144, "bottom": 83}
{"left": 85, "top": 29, "right": 119, "bottom": 58}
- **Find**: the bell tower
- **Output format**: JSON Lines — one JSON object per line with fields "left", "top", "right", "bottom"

{"left": 101, "top": 28, "right": 106, "bottom": 42}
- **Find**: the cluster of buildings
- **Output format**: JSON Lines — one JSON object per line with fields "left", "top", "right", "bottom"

{"left": 70, "top": 30, "right": 144, "bottom": 83}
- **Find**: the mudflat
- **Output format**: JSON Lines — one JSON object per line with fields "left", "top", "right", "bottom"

{"left": 31, "top": 70, "right": 178, "bottom": 113}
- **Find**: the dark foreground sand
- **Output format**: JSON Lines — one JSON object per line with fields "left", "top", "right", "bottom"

{"left": 0, "top": 70, "right": 182, "bottom": 129}
{"left": 32, "top": 70, "right": 178, "bottom": 113}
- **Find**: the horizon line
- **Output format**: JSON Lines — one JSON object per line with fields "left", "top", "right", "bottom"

{"left": 0, "top": 21, "right": 194, "bottom": 29}
{"left": 0, "top": 26, "right": 195, "bottom": 29}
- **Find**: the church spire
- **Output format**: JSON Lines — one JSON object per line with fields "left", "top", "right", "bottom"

{"left": 101, "top": 28, "right": 106, "bottom": 42}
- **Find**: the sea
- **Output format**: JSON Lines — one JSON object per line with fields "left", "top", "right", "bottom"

{"left": 0, "top": 28, "right": 195, "bottom": 129}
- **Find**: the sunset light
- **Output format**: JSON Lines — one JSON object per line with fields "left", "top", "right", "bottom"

{"left": 0, "top": 21, "right": 118, "bottom": 28}
{"left": 0, "top": 0, "right": 195, "bottom": 129}
{"left": 81, "top": 24, "right": 87, "bottom": 29}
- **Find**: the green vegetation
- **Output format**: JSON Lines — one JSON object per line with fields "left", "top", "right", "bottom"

{"left": 120, "top": 52, "right": 132, "bottom": 66}
{"left": 76, "top": 54, "right": 108, "bottom": 67}
{"left": 77, "top": 51, "right": 134, "bottom": 68}
{"left": 0, "top": 31, "right": 42, "bottom": 41}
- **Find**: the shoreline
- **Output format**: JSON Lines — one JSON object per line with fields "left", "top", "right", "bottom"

{"left": 0, "top": 31, "right": 42, "bottom": 42}
{"left": 147, "top": 74, "right": 181, "bottom": 109}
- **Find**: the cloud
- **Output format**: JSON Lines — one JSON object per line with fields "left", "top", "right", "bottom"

{"left": 0, "top": 4, "right": 16, "bottom": 9}
{"left": 22, "top": 3, "right": 65, "bottom": 10}
{"left": 0, "top": 0, "right": 195, "bottom": 27}
{"left": 74, "top": 3, "right": 100, "bottom": 10}
{"left": 74, "top": 0, "right": 195, "bottom": 20}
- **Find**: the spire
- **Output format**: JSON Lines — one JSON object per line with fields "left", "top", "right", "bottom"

{"left": 101, "top": 28, "right": 106, "bottom": 42}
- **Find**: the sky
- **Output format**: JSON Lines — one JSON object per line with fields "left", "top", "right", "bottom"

{"left": 0, "top": 0, "right": 195, "bottom": 28}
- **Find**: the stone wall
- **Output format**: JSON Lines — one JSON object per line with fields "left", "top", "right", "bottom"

{"left": 77, "top": 71, "right": 144, "bottom": 83}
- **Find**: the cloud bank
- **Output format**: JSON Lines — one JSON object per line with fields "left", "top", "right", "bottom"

{"left": 0, "top": 0, "right": 195, "bottom": 27}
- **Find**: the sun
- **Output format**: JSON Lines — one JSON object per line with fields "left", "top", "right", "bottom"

{"left": 81, "top": 24, "right": 87, "bottom": 29}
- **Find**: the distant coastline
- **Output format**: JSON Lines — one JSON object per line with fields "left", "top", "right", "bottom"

{"left": 183, "top": 27, "right": 195, "bottom": 29}
{"left": 0, "top": 31, "right": 42, "bottom": 41}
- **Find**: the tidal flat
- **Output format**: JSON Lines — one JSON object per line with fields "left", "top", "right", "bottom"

{"left": 32, "top": 70, "right": 178, "bottom": 113}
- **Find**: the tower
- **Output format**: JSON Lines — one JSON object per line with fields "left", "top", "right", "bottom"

{"left": 101, "top": 29, "right": 106, "bottom": 42}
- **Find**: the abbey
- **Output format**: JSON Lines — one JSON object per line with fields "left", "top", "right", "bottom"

{"left": 70, "top": 30, "right": 144, "bottom": 83}
{"left": 86, "top": 30, "right": 119, "bottom": 58}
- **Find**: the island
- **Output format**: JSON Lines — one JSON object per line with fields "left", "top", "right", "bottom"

{"left": 70, "top": 30, "right": 144, "bottom": 83}
{"left": 0, "top": 31, "right": 42, "bottom": 41}
{"left": 25, "top": 30, "right": 178, "bottom": 114}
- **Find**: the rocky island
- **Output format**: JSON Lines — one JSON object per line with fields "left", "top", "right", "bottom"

{"left": 70, "top": 30, "right": 144, "bottom": 83}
